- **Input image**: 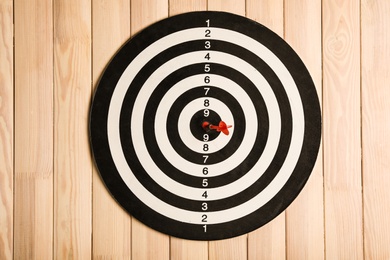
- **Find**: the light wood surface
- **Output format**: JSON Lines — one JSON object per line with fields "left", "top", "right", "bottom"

{"left": 14, "top": 0, "right": 54, "bottom": 259}
{"left": 362, "top": 1, "right": 390, "bottom": 259}
{"left": 246, "top": 1, "right": 285, "bottom": 259}
{"left": 0, "top": 1, "right": 13, "bottom": 259}
{"left": 5, "top": 0, "right": 390, "bottom": 259}
{"left": 284, "top": 0, "right": 324, "bottom": 259}
{"left": 92, "top": 0, "right": 132, "bottom": 258}
{"left": 323, "top": 0, "right": 363, "bottom": 259}
{"left": 54, "top": 0, "right": 92, "bottom": 258}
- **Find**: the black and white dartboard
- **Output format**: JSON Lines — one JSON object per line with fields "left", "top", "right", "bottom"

{"left": 89, "top": 11, "right": 321, "bottom": 240}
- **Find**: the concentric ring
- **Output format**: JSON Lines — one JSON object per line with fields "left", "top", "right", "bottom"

{"left": 175, "top": 96, "right": 235, "bottom": 154}
{"left": 89, "top": 11, "right": 321, "bottom": 240}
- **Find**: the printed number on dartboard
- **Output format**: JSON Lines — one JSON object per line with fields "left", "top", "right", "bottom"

{"left": 202, "top": 87, "right": 209, "bottom": 232}
{"left": 202, "top": 19, "right": 211, "bottom": 233}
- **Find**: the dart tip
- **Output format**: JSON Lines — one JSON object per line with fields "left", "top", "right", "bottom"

{"left": 202, "top": 121, "right": 210, "bottom": 129}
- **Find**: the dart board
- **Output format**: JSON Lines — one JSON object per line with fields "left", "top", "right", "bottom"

{"left": 89, "top": 11, "right": 321, "bottom": 240}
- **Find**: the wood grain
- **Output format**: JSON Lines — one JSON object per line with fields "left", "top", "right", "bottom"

{"left": 14, "top": 0, "right": 54, "bottom": 258}
{"left": 92, "top": 0, "right": 132, "bottom": 258}
{"left": 130, "top": 0, "right": 170, "bottom": 258}
{"left": 248, "top": 216, "right": 285, "bottom": 260}
{"left": 132, "top": 219, "right": 169, "bottom": 260}
{"left": 362, "top": 1, "right": 390, "bottom": 259}
{"left": 170, "top": 238, "right": 208, "bottom": 260}
{"left": 246, "top": 0, "right": 283, "bottom": 37}
{"left": 130, "top": 0, "right": 168, "bottom": 35}
{"left": 284, "top": 0, "right": 324, "bottom": 259}
{"left": 53, "top": 0, "right": 92, "bottom": 258}
{"left": 0, "top": 0, "right": 13, "bottom": 259}
{"left": 207, "top": 1, "right": 247, "bottom": 259}
{"left": 208, "top": 0, "right": 245, "bottom": 14}
{"left": 246, "top": 1, "right": 285, "bottom": 259}
{"left": 169, "top": 0, "right": 206, "bottom": 15}
{"left": 323, "top": 0, "right": 363, "bottom": 259}
{"left": 6, "top": 0, "right": 390, "bottom": 258}
{"left": 209, "top": 236, "right": 247, "bottom": 260}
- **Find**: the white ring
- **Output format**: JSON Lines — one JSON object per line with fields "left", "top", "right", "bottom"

{"left": 133, "top": 54, "right": 276, "bottom": 200}
{"left": 154, "top": 73, "right": 257, "bottom": 174}
{"left": 107, "top": 27, "right": 304, "bottom": 225}
{"left": 177, "top": 97, "right": 234, "bottom": 154}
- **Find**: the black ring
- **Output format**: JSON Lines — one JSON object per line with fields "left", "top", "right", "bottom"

{"left": 89, "top": 11, "right": 321, "bottom": 240}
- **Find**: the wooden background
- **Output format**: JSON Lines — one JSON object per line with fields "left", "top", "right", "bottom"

{"left": 1, "top": 0, "right": 390, "bottom": 259}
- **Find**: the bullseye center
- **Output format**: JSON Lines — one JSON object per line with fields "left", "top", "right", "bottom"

{"left": 190, "top": 110, "right": 221, "bottom": 141}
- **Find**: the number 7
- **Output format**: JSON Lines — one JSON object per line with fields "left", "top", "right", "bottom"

{"left": 203, "top": 155, "right": 209, "bottom": 163}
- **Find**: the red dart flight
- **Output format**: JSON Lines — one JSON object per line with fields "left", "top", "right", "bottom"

{"left": 202, "top": 120, "right": 232, "bottom": 135}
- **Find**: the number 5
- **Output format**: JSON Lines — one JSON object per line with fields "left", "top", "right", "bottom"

{"left": 204, "top": 64, "right": 210, "bottom": 73}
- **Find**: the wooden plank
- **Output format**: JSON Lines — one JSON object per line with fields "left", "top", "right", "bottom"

{"left": 132, "top": 219, "right": 170, "bottom": 260}
{"left": 208, "top": 0, "right": 245, "bottom": 15}
{"left": 170, "top": 238, "right": 208, "bottom": 260}
{"left": 131, "top": 0, "right": 168, "bottom": 34}
{"left": 92, "top": 0, "right": 132, "bottom": 258}
{"left": 246, "top": 1, "right": 285, "bottom": 259}
{"left": 209, "top": 236, "right": 247, "bottom": 260}
{"left": 0, "top": 0, "right": 13, "bottom": 259}
{"left": 246, "top": 0, "right": 283, "bottom": 37}
{"left": 14, "top": 0, "right": 54, "bottom": 258}
{"left": 130, "top": 0, "right": 170, "bottom": 259}
{"left": 284, "top": 0, "right": 324, "bottom": 259}
{"left": 207, "top": 1, "right": 247, "bottom": 259}
{"left": 169, "top": 0, "right": 206, "bottom": 15}
{"left": 248, "top": 216, "right": 285, "bottom": 260}
{"left": 168, "top": 1, "right": 208, "bottom": 260}
{"left": 53, "top": 0, "right": 92, "bottom": 258}
{"left": 322, "top": 0, "right": 363, "bottom": 259}
{"left": 361, "top": 1, "right": 390, "bottom": 259}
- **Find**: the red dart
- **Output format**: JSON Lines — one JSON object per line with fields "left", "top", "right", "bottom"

{"left": 203, "top": 120, "right": 232, "bottom": 135}
{"left": 202, "top": 121, "right": 210, "bottom": 130}
{"left": 216, "top": 121, "right": 232, "bottom": 135}
{"left": 218, "top": 121, "right": 232, "bottom": 135}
